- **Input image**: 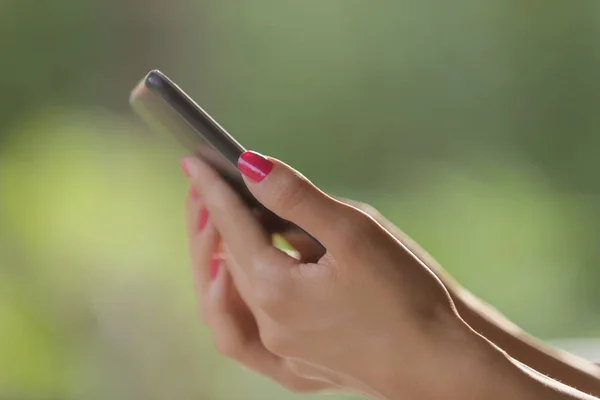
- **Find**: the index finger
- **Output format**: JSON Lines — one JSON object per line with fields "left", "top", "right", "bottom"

{"left": 181, "top": 156, "right": 295, "bottom": 287}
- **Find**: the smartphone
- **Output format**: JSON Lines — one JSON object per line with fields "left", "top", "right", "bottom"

{"left": 129, "top": 70, "right": 324, "bottom": 253}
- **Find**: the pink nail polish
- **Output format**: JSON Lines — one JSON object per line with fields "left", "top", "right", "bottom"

{"left": 180, "top": 159, "right": 190, "bottom": 177}
{"left": 210, "top": 256, "right": 220, "bottom": 280}
{"left": 189, "top": 187, "right": 199, "bottom": 201}
{"left": 197, "top": 206, "right": 208, "bottom": 232}
{"left": 238, "top": 151, "right": 273, "bottom": 182}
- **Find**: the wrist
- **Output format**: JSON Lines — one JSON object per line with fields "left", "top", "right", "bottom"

{"left": 449, "top": 288, "right": 534, "bottom": 357}
{"left": 369, "top": 312, "right": 556, "bottom": 400}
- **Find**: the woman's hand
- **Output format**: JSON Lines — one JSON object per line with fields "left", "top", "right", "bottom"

{"left": 341, "top": 200, "right": 600, "bottom": 396}
{"left": 184, "top": 193, "right": 335, "bottom": 394}
{"left": 182, "top": 152, "right": 588, "bottom": 400}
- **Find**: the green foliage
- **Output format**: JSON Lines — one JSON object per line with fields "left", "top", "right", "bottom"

{"left": 2, "top": 1, "right": 600, "bottom": 398}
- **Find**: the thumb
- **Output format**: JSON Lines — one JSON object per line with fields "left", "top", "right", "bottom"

{"left": 237, "top": 151, "right": 356, "bottom": 250}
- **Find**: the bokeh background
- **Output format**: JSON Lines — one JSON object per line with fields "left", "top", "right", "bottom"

{"left": 2, "top": 1, "right": 600, "bottom": 399}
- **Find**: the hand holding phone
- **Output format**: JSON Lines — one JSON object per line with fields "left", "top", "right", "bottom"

{"left": 129, "top": 70, "right": 324, "bottom": 252}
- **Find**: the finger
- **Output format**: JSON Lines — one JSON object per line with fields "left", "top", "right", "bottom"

{"left": 338, "top": 197, "right": 412, "bottom": 243}
{"left": 186, "top": 186, "right": 221, "bottom": 314}
{"left": 182, "top": 156, "right": 295, "bottom": 295}
{"left": 207, "top": 265, "right": 331, "bottom": 394}
{"left": 336, "top": 197, "right": 380, "bottom": 219}
{"left": 237, "top": 151, "right": 375, "bottom": 254}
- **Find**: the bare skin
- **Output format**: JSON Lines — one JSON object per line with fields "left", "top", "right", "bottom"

{"left": 182, "top": 152, "right": 599, "bottom": 400}
{"left": 340, "top": 199, "right": 600, "bottom": 397}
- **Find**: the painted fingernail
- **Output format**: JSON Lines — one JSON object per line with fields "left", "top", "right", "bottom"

{"left": 197, "top": 206, "right": 208, "bottom": 232}
{"left": 238, "top": 151, "right": 273, "bottom": 182}
{"left": 210, "top": 255, "right": 220, "bottom": 280}
{"left": 180, "top": 158, "right": 190, "bottom": 177}
{"left": 189, "top": 187, "right": 199, "bottom": 201}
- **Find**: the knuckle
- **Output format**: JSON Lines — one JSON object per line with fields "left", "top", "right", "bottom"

{"left": 285, "top": 360, "right": 339, "bottom": 390}
{"left": 280, "top": 378, "right": 318, "bottom": 394}
{"left": 213, "top": 335, "right": 246, "bottom": 360}
{"left": 286, "top": 360, "right": 314, "bottom": 380}
{"left": 341, "top": 198, "right": 380, "bottom": 219}
{"left": 295, "top": 261, "right": 339, "bottom": 285}
{"left": 260, "top": 329, "right": 290, "bottom": 356}
{"left": 360, "top": 203, "right": 381, "bottom": 219}
{"left": 338, "top": 211, "right": 380, "bottom": 249}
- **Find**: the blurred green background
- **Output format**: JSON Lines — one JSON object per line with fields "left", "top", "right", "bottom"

{"left": 2, "top": 1, "right": 600, "bottom": 399}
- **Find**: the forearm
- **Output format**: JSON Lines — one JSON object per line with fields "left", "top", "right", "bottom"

{"left": 507, "top": 354, "right": 600, "bottom": 400}
{"left": 386, "top": 225, "right": 600, "bottom": 395}
{"left": 371, "top": 318, "right": 598, "bottom": 400}
{"left": 454, "top": 293, "right": 600, "bottom": 396}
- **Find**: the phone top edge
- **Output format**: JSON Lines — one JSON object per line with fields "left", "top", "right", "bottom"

{"left": 144, "top": 69, "right": 168, "bottom": 91}
{"left": 138, "top": 69, "right": 247, "bottom": 155}
{"left": 129, "top": 70, "right": 164, "bottom": 103}
{"left": 130, "top": 69, "right": 248, "bottom": 170}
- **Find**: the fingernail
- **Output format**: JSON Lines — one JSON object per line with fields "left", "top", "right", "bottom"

{"left": 197, "top": 206, "right": 208, "bottom": 232}
{"left": 180, "top": 158, "right": 190, "bottom": 177}
{"left": 189, "top": 187, "right": 199, "bottom": 201}
{"left": 210, "top": 255, "right": 220, "bottom": 280}
{"left": 238, "top": 151, "right": 273, "bottom": 182}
